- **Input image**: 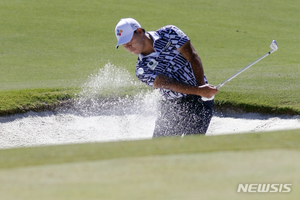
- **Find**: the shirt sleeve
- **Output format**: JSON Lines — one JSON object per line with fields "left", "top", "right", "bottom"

{"left": 167, "top": 26, "right": 190, "bottom": 49}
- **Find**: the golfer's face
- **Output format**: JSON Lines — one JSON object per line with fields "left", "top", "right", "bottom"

{"left": 122, "top": 32, "right": 144, "bottom": 55}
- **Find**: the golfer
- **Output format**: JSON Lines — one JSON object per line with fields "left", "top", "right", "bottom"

{"left": 115, "top": 18, "right": 218, "bottom": 137}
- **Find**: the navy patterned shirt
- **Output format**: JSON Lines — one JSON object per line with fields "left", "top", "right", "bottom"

{"left": 136, "top": 25, "right": 208, "bottom": 100}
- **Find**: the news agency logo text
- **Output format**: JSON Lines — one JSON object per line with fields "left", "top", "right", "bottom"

{"left": 237, "top": 183, "right": 292, "bottom": 193}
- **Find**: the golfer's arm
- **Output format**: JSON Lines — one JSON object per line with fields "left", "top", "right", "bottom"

{"left": 177, "top": 41, "right": 205, "bottom": 86}
{"left": 153, "top": 74, "right": 216, "bottom": 98}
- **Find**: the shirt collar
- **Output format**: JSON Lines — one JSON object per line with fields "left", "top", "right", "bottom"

{"left": 138, "top": 31, "right": 160, "bottom": 60}
{"left": 147, "top": 31, "right": 160, "bottom": 42}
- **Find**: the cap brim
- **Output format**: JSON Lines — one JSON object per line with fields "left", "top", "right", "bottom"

{"left": 115, "top": 32, "right": 134, "bottom": 49}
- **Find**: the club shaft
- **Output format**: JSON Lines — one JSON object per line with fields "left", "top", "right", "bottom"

{"left": 216, "top": 49, "right": 276, "bottom": 89}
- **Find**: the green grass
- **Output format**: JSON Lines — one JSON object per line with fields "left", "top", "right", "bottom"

{"left": 0, "top": 0, "right": 299, "bottom": 115}
{"left": 0, "top": 130, "right": 299, "bottom": 199}
{"left": 0, "top": 88, "right": 78, "bottom": 115}
{"left": 1, "top": 1, "right": 299, "bottom": 199}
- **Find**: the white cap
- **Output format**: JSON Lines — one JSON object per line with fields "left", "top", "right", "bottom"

{"left": 115, "top": 18, "right": 141, "bottom": 49}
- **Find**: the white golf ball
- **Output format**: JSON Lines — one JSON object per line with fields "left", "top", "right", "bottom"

{"left": 137, "top": 68, "right": 144, "bottom": 74}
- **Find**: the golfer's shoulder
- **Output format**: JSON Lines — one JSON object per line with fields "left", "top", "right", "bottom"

{"left": 157, "top": 25, "right": 187, "bottom": 39}
{"left": 157, "top": 25, "right": 180, "bottom": 33}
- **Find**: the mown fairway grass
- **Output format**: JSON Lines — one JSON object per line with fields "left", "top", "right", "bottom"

{"left": 0, "top": 0, "right": 299, "bottom": 114}
{"left": 0, "top": 130, "right": 300, "bottom": 199}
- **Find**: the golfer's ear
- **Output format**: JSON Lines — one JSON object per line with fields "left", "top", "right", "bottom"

{"left": 136, "top": 28, "right": 144, "bottom": 35}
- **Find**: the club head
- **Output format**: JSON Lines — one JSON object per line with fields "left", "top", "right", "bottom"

{"left": 270, "top": 40, "right": 278, "bottom": 51}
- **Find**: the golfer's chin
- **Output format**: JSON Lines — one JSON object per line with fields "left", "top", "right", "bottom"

{"left": 129, "top": 50, "right": 140, "bottom": 55}
{"left": 124, "top": 48, "right": 141, "bottom": 55}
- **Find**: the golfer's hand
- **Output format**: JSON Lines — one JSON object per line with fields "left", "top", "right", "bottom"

{"left": 198, "top": 84, "right": 218, "bottom": 98}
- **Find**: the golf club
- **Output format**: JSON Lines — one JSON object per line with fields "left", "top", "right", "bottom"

{"left": 202, "top": 40, "right": 278, "bottom": 101}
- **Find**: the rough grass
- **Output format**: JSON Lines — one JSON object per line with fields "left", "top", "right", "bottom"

{"left": 1, "top": 130, "right": 299, "bottom": 169}
{"left": 0, "top": 88, "right": 77, "bottom": 116}
{"left": 0, "top": 130, "right": 299, "bottom": 199}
